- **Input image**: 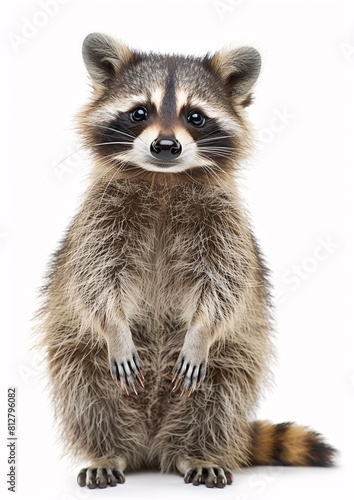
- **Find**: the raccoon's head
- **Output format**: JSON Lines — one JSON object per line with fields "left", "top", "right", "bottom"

{"left": 78, "top": 33, "right": 261, "bottom": 180}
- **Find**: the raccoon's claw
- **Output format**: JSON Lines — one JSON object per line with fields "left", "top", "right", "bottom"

{"left": 184, "top": 467, "right": 233, "bottom": 488}
{"left": 77, "top": 467, "right": 125, "bottom": 488}
{"left": 110, "top": 352, "right": 144, "bottom": 396}
{"left": 171, "top": 356, "right": 207, "bottom": 396}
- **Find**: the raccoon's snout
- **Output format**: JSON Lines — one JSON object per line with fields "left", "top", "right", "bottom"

{"left": 150, "top": 136, "right": 182, "bottom": 161}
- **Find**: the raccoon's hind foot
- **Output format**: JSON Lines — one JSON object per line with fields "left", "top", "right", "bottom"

{"left": 77, "top": 467, "right": 126, "bottom": 489}
{"left": 184, "top": 466, "right": 233, "bottom": 488}
{"left": 176, "top": 458, "right": 233, "bottom": 488}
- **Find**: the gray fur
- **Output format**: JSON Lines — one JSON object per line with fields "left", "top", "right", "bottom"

{"left": 82, "top": 32, "right": 134, "bottom": 86}
{"left": 35, "top": 36, "right": 274, "bottom": 488}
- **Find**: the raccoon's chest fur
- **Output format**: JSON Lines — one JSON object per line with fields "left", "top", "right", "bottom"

{"left": 78, "top": 179, "right": 247, "bottom": 327}
{"left": 66, "top": 178, "right": 257, "bottom": 387}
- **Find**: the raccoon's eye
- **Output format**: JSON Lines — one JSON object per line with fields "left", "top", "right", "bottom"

{"left": 188, "top": 110, "right": 206, "bottom": 127}
{"left": 130, "top": 106, "right": 148, "bottom": 122}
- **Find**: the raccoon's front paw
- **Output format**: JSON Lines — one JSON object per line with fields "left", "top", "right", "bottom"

{"left": 110, "top": 349, "right": 144, "bottom": 395}
{"left": 77, "top": 467, "right": 125, "bottom": 489}
{"left": 172, "top": 351, "right": 207, "bottom": 397}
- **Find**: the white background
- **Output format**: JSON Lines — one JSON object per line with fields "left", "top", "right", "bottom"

{"left": 1, "top": 0, "right": 353, "bottom": 498}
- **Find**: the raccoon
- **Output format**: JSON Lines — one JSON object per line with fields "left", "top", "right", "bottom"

{"left": 36, "top": 33, "right": 336, "bottom": 489}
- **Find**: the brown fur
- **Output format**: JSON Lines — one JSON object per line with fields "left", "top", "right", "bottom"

{"left": 251, "top": 421, "right": 336, "bottom": 467}
{"left": 34, "top": 34, "right": 336, "bottom": 489}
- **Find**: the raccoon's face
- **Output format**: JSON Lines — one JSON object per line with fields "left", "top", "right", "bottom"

{"left": 79, "top": 33, "right": 261, "bottom": 176}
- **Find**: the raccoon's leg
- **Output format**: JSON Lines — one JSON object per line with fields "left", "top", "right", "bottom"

{"left": 171, "top": 324, "right": 210, "bottom": 396}
{"left": 171, "top": 303, "right": 226, "bottom": 395}
{"left": 47, "top": 331, "right": 147, "bottom": 488}
{"left": 171, "top": 277, "right": 233, "bottom": 395}
{"left": 103, "top": 314, "right": 144, "bottom": 395}
{"left": 159, "top": 338, "right": 261, "bottom": 488}
{"left": 158, "top": 387, "right": 249, "bottom": 490}
{"left": 72, "top": 347, "right": 146, "bottom": 488}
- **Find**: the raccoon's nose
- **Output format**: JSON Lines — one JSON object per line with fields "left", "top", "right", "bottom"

{"left": 150, "top": 136, "right": 182, "bottom": 160}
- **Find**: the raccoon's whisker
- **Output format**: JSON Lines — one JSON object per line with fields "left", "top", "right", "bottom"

{"left": 204, "top": 166, "right": 223, "bottom": 184}
{"left": 176, "top": 168, "right": 198, "bottom": 185}
{"left": 85, "top": 153, "right": 124, "bottom": 192}
{"left": 109, "top": 153, "right": 144, "bottom": 181}
{"left": 198, "top": 146, "right": 234, "bottom": 152}
{"left": 96, "top": 125, "right": 148, "bottom": 147}
{"left": 183, "top": 133, "right": 220, "bottom": 148}
{"left": 197, "top": 149, "right": 234, "bottom": 160}
{"left": 197, "top": 148, "right": 234, "bottom": 156}
{"left": 202, "top": 163, "right": 221, "bottom": 176}
{"left": 199, "top": 154, "right": 232, "bottom": 161}
{"left": 94, "top": 142, "right": 134, "bottom": 147}
{"left": 197, "top": 156, "right": 224, "bottom": 178}
{"left": 197, "top": 145, "right": 235, "bottom": 151}
{"left": 184, "top": 135, "right": 234, "bottom": 148}
{"left": 200, "top": 165, "right": 220, "bottom": 185}
{"left": 198, "top": 148, "right": 235, "bottom": 153}
{"left": 197, "top": 135, "right": 234, "bottom": 144}
{"left": 197, "top": 145, "right": 235, "bottom": 150}
{"left": 96, "top": 125, "right": 137, "bottom": 140}
{"left": 204, "top": 160, "right": 224, "bottom": 172}
{"left": 90, "top": 158, "right": 119, "bottom": 187}
{"left": 197, "top": 129, "right": 232, "bottom": 142}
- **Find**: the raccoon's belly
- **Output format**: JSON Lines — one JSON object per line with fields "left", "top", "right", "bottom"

{"left": 128, "top": 307, "right": 187, "bottom": 435}
{"left": 124, "top": 246, "right": 187, "bottom": 323}
{"left": 124, "top": 259, "right": 186, "bottom": 389}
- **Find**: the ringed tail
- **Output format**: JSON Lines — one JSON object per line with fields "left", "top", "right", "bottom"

{"left": 250, "top": 420, "right": 337, "bottom": 467}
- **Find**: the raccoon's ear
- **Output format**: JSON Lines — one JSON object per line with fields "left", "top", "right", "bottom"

{"left": 210, "top": 47, "right": 261, "bottom": 105}
{"left": 82, "top": 33, "right": 134, "bottom": 87}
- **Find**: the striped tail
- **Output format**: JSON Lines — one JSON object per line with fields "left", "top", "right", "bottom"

{"left": 250, "top": 420, "right": 337, "bottom": 467}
